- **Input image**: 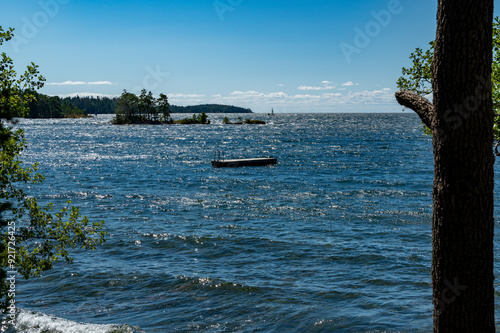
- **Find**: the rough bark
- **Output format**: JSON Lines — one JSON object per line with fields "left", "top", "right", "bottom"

{"left": 395, "top": 90, "right": 435, "bottom": 129}
{"left": 396, "top": 1, "right": 495, "bottom": 331}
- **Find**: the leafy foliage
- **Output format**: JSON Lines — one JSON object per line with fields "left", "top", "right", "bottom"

{"left": 397, "top": 18, "right": 500, "bottom": 140}
{"left": 0, "top": 127, "right": 106, "bottom": 279}
{"left": 197, "top": 112, "right": 209, "bottom": 124}
{"left": 157, "top": 93, "right": 171, "bottom": 123}
{"left": 0, "top": 26, "right": 106, "bottom": 316}
{"left": 243, "top": 119, "right": 266, "bottom": 124}
{"left": 174, "top": 112, "right": 211, "bottom": 124}
{"left": 221, "top": 116, "right": 265, "bottom": 125}
{"left": 0, "top": 27, "right": 45, "bottom": 120}
{"left": 396, "top": 41, "right": 434, "bottom": 96}
{"left": 114, "top": 90, "right": 215, "bottom": 125}
{"left": 113, "top": 89, "right": 172, "bottom": 124}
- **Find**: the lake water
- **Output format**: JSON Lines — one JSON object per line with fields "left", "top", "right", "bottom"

{"left": 6, "top": 113, "right": 500, "bottom": 332}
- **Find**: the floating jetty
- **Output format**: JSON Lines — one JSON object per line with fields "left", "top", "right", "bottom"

{"left": 212, "top": 151, "right": 277, "bottom": 168}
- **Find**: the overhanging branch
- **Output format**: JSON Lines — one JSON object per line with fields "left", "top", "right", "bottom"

{"left": 395, "top": 90, "right": 435, "bottom": 129}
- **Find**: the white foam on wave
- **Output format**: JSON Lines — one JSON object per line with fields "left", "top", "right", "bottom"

{"left": 13, "top": 310, "right": 145, "bottom": 333}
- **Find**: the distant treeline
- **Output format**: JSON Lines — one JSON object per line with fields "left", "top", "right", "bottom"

{"left": 169, "top": 104, "right": 253, "bottom": 114}
{"left": 25, "top": 94, "right": 253, "bottom": 118}
{"left": 63, "top": 95, "right": 118, "bottom": 114}
{"left": 27, "top": 92, "right": 89, "bottom": 118}
{"left": 24, "top": 93, "right": 117, "bottom": 118}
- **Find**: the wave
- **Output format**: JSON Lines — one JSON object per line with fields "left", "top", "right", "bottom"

{"left": 173, "top": 275, "right": 262, "bottom": 294}
{"left": 10, "top": 310, "right": 145, "bottom": 333}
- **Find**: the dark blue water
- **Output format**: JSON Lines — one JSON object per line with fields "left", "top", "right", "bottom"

{"left": 8, "top": 113, "right": 500, "bottom": 332}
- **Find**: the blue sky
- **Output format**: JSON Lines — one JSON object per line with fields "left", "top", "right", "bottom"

{"left": 2, "top": 0, "right": 492, "bottom": 112}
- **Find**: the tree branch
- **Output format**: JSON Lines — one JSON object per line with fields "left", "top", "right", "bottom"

{"left": 395, "top": 90, "right": 435, "bottom": 129}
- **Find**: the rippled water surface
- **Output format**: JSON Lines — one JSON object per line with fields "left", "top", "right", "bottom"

{"left": 9, "top": 113, "right": 500, "bottom": 332}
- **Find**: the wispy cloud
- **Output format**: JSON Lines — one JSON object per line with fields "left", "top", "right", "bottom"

{"left": 48, "top": 81, "right": 86, "bottom": 86}
{"left": 293, "top": 94, "right": 322, "bottom": 99}
{"left": 169, "top": 93, "right": 206, "bottom": 98}
{"left": 298, "top": 81, "right": 336, "bottom": 91}
{"left": 88, "top": 81, "right": 113, "bottom": 85}
{"left": 225, "top": 89, "right": 393, "bottom": 104}
{"left": 323, "top": 93, "right": 342, "bottom": 98}
{"left": 168, "top": 93, "right": 207, "bottom": 105}
{"left": 298, "top": 86, "right": 325, "bottom": 91}
{"left": 341, "top": 81, "right": 359, "bottom": 86}
{"left": 55, "top": 92, "right": 120, "bottom": 98}
{"left": 166, "top": 87, "right": 398, "bottom": 112}
{"left": 47, "top": 81, "right": 113, "bottom": 86}
{"left": 228, "top": 91, "right": 288, "bottom": 99}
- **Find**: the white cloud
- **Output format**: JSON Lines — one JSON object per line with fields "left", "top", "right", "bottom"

{"left": 47, "top": 80, "right": 114, "bottom": 86}
{"left": 231, "top": 90, "right": 259, "bottom": 96}
{"left": 341, "top": 81, "right": 359, "bottom": 86}
{"left": 293, "top": 94, "right": 322, "bottom": 99}
{"left": 55, "top": 92, "right": 119, "bottom": 98}
{"left": 169, "top": 93, "right": 205, "bottom": 98}
{"left": 165, "top": 87, "right": 397, "bottom": 112}
{"left": 268, "top": 92, "right": 287, "bottom": 98}
{"left": 168, "top": 93, "right": 207, "bottom": 106}
{"left": 298, "top": 81, "right": 336, "bottom": 91}
{"left": 342, "top": 88, "right": 394, "bottom": 104}
{"left": 88, "top": 81, "right": 113, "bottom": 85}
{"left": 298, "top": 86, "right": 324, "bottom": 91}
{"left": 323, "top": 93, "right": 342, "bottom": 98}
{"left": 47, "top": 81, "right": 86, "bottom": 86}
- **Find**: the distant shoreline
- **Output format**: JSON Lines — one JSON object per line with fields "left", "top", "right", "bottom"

{"left": 169, "top": 104, "right": 253, "bottom": 114}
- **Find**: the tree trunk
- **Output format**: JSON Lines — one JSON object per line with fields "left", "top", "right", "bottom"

{"left": 396, "top": 0, "right": 495, "bottom": 331}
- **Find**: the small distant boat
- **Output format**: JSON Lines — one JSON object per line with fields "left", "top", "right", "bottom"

{"left": 211, "top": 151, "right": 277, "bottom": 168}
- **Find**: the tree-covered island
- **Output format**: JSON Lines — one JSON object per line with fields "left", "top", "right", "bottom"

{"left": 112, "top": 89, "right": 254, "bottom": 125}
{"left": 222, "top": 116, "right": 266, "bottom": 125}
{"left": 112, "top": 89, "right": 172, "bottom": 124}
{"left": 112, "top": 89, "right": 210, "bottom": 125}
